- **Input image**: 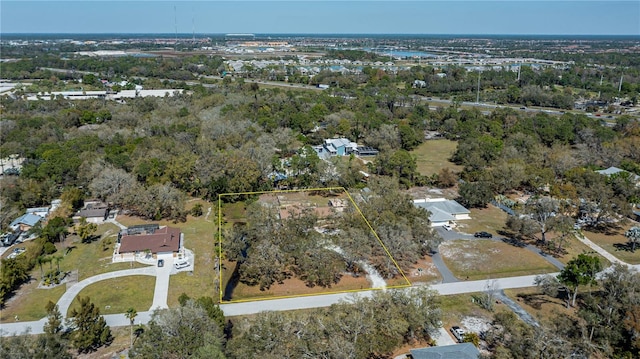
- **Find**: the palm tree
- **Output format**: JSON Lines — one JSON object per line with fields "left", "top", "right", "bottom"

{"left": 37, "top": 255, "right": 45, "bottom": 280}
{"left": 125, "top": 307, "right": 137, "bottom": 348}
{"left": 54, "top": 255, "right": 63, "bottom": 273}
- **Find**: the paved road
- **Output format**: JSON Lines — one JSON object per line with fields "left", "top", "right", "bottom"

{"left": 431, "top": 252, "right": 458, "bottom": 283}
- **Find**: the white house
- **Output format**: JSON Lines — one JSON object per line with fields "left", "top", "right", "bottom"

{"left": 413, "top": 198, "right": 471, "bottom": 227}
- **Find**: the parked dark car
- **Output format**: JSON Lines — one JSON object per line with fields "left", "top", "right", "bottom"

{"left": 474, "top": 231, "right": 493, "bottom": 238}
{"left": 157, "top": 259, "right": 164, "bottom": 267}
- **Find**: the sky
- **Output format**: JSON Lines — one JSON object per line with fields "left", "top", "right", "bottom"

{"left": 1, "top": 1, "right": 639, "bottom": 35}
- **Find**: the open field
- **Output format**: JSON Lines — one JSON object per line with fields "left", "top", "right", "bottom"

{"left": 456, "top": 204, "right": 508, "bottom": 235}
{"left": 67, "top": 276, "right": 155, "bottom": 316}
{"left": 582, "top": 223, "right": 640, "bottom": 264}
{"left": 440, "top": 240, "right": 557, "bottom": 280}
{"left": 411, "top": 139, "right": 463, "bottom": 176}
{"left": 117, "top": 199, "right": 219, "bottom": 306}
{"left": 219, "top": 188, "right": 410, "bottom": 303}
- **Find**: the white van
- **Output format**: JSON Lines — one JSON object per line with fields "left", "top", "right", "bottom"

{"left": 174, "top": 260, "right": 190, "bottom": 269}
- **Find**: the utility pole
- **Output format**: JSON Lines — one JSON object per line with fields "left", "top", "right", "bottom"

{"left": 618, "top": 73, "right": 624, "bottom": 92}
{"left": 598, "top": 73, "right": 603, "bottom": 98}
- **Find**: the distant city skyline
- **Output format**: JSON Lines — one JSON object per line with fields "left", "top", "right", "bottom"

{"left": 1, "top": 1, "right": 639, "bottom": 36}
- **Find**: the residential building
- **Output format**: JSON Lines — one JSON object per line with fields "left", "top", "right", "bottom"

{"left": 74, "top": 201, "right": 109, "bottom": 224}
{"left": 117, "top": 225, "right": 182, "bottom": 256}
{"left": 413, "top": 198, "right": 471, "bottom": 227}
{"left": 9, "top": 213, "right": 42, "bottom": 232}
{"left": 312, "top": 138, "right": 379, "bottom": 160}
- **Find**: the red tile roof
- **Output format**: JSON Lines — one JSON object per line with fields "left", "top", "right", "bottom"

{"left": 119, "top": 226, "right": 181, "bottom": 254}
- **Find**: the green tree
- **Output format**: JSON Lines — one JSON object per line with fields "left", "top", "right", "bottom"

{"left": 458, "top": 181, "right": 493, "bottom": 208}
{"left": 70, "top": 296, "right": 112, "bottom": 353}
{"left": 125, "top": 307, "right": 137, "bottom": 349}
{"left": 76, "top": 217, "right": 98, "bottom": 243}
{"left": 43, "top": 300, "right": 63, "bottom": 336}
{"left": 42, "top": 216, "right": 70, "bottom": 243}
{"left": 625, "top": 226, "right": 640, "bottom": 252}
{"left": 557, "top": 254, "right": 602, "bottom": 307}
{"left": 130, "top": 301, "right": 226, "bottom": 359}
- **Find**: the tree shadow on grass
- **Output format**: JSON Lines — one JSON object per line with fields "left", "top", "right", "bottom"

{"left": 613, "top": 242, "right": 636, "bottom": 252}
{"left": 223, "top": 261, "right": 240, "bottom": 301}
{"left": 517, "top": 292, "right": 562, "bottom": 310}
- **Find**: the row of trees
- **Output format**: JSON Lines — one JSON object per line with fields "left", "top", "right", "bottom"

{"left": 128, "top": 287, "right": 440, "bottom": 359}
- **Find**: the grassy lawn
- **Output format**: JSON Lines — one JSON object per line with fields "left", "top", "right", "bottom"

{"left": 0, "top": 282, "right": 66, "bottom": 322}
{"left": 503, "top": 287, "right": 575, "bottom": 324}
{"left": 582, "top": 224, "right": 640, "bottom": 264}
{"left": 440, "top": 240, "right": 557, "bottom": 280}
{"left": 554, "top": 233, "right": 611, "bottom": 267}
{"left": 456, "top": 204, "right": 508, "bottom": 235}
{"left": 410, "top": 139, "right": 463, "bottom": 176}
{"left": 59, "top": 223, "right": 147, "bottom": 281}
{"left": 117, "top": 200, "right": 219, "bottom": 306}
{"left": 67, "top": 276, "right": 155, "bottom": 317}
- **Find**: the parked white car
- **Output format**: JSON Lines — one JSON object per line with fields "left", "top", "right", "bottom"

{"left": 443, "top": 224, "right": 453, "bottom": 231}
{"left": 174, "top": 260, "right": 190, "bottom": 269}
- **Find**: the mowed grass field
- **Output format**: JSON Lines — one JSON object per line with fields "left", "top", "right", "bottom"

{"left": 67, "top": 276, "right": 155, "bottom": 316}
{"left": 456, "top": 204, "right": 508, "bottom": 236}
{"left": 411, "top": 139, "right": 463, "bottom": 176}
{"left": 582, "top": 224, "right": 640, "bottom": 264}
{"left": 439, "top": 240, "right": 557, "bottom": 280}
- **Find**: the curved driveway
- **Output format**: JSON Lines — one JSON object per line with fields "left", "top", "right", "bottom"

{"left": 57, "top": 267, "right": 157, "bottom": 317}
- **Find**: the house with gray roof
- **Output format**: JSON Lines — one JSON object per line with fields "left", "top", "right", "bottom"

{"left": 596, "top": 166, "right": 640, "bottom": 186}
{"left": 312, "top": 138, "right": 378, "bottom": 160}
{"left": 410, "top": 343, "right": 480, "bottom": 359}
{"left": 10, "top": 213, "right": 43, "bottom": 232}
{"left": 413, "top": 198, "right": 471, "bottom": 227}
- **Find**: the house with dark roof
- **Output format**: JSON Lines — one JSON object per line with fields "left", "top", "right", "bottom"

{"left": 73, "top": 201, "right": 109, "bottom": 224}
{"left": 413, "top": 198, "right": 471, "bottom": 227}
{"left": 410, "top": 343, "right": 480, "bottom": 359}
{"left": 117, "top": 226, "right": 182, "bottom": 256}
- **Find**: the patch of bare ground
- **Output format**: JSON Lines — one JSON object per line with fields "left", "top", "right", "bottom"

{"left": 230, "top": 273, "right": 372, "bottom": 300}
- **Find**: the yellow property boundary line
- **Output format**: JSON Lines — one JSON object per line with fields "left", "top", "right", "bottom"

{"left": 217, "top": 187, "right": 412, "bottom": 304}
